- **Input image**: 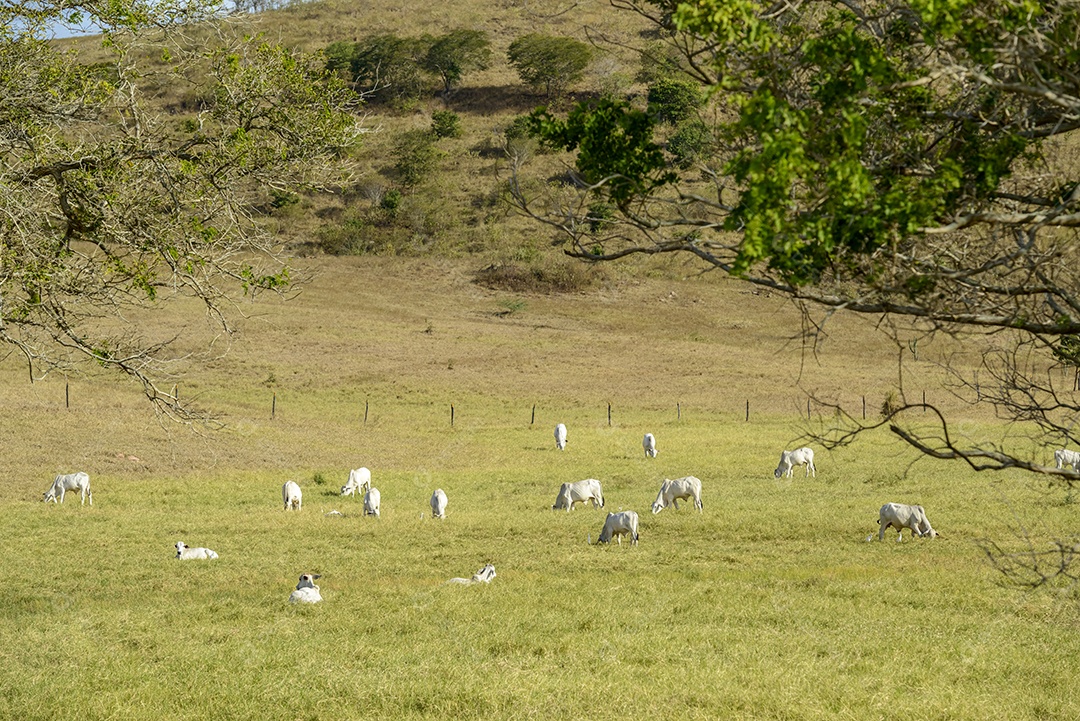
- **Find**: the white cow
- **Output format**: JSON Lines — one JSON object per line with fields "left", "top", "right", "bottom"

{"left": 282, "top": 480, "right": 302, "bottom": 511}
{"left": 42, "top": 472, "right": 92, "bottom": 505}
{"left": 446, "top": 564, "right": 497, "bottom": 585}
{"left": 552, "top": 479, "right": 605, "bottom": 512}
{"left": 340, "top": 467, "right": 372, "bottom": 497}
{"left": 643, "top": 433, "right": 657, "bottom": 458}
{"left": 289, "top": 574, "right": 322, "bottom": 604}
{"left": 651, "top": 476, "right": 703, "bottom": 514}
{"left": 1054, "top": 449, "right": 1080, "bottom": 471}
{"left": 363, "top": 487, "right": 381, "bottom": 518}
{"left": 875, "top": 502, "right": 939, "bottom": 542}
{"left": 430, "top": 488, "right": 448, "bottom": 519}
{"left": 174, "top": 541, "right": 218, "bottom": 560}
{"left": 774, "top": 447, "right": 816, "bottom": 478}
{"left": 554, "top": 423, "right": 568, "bottom": 451}
{"left": 597, "top": 510, "right": 639, "bottom": 546}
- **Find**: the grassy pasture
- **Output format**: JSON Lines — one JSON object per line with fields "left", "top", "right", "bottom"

{"left": 1, "top": 257, "right": 1079, "bottom": 720}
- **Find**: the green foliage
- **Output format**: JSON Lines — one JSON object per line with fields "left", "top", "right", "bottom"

{"left": 348, "top": 33, "right": 431, "bottom": 105}
{"left": 421, "top": 28, "right": 492, "bottom": 95}
{"left": 586, "top": 201, "right": 615, "bottom": 234}
{"left": 666, "top": 120, "right": 713, "bottom": 169}
{"left": 431, "top": 109, "right": 463, "bottom": 139}
{"left": 507, "top": 33, "right": 594, "bottom": 98}
{"left": 529, "top": 98, "right": 676, "bottom": 208}
{"left": 380, "top": 188, "right": 402, "bottom": 214}
{"left": 392, "top": 129, "right": 444, "bottom": 188}
{"left": 647, "top": 77, "right": 702, "bottom": 125}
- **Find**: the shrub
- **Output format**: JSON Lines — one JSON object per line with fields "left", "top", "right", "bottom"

{"left": 473, "top": 257, "right": 604, "bottom": 294}
{"left": 507, "top": 34, "right": 594, "bottom": 99}
{"left": 667, "top": 120, "right": 713, "bottom": 169}
{"left": 648, "top": 77, "right": 702, "bottom": 125}
{"left": 421, "top": 29, "right": 492, "bottom": 96}
{"left": 349, "top": 34, "right": 431, "bottom": 106}
{"left": 431, "top": 109, "right": 463, "bottom": 139}
{"left": 393, "top": 130, "right": 444, "bottom": 188}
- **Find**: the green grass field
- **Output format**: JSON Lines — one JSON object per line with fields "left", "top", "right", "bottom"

{"left": 1, "top": 257, "right": 1078, "bottom": 720}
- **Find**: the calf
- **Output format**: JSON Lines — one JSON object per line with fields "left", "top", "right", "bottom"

{"left": 42, "top": 472, "right": 92, "bottom": 506}
{"left": 175, "top": 541, "right": 218, "bottom": 560}
{"left": 642, "top": 433, "right": 657, "bottom": 458}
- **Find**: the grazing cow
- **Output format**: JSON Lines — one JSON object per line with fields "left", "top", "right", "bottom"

{"left": 289, "top": 574, "right": 322, "bottom": 604}
{"left": 597, "top": 510, "right": 639, "bottom": 546}
{"left": 875, "top": 502, "right": 939, "bottom": 542}
{"left": 651, "top": 476, "right": 703, "bottom": 514}
{"left": 552, "top": 479, "right": 604, "bottom": 512}
{"left": 363, "top": 487, "right": 381, "bottom": 518}
{"left": 1054, "top": 449, "right": 1080, "bottom": 471}
{"left": 446, "top": 564, "right": 497, "bottom": 585}
{"left": 774, "top": 447, "right": 816, "bottom": 478}
{"left": 42, "top": 472, "right": 92, "bottom": 506}
{"left": 282, "top": 480, "right": 302, "bottom": 511}
{"left": 340, "top": 467, "right": 371, "bottom": 496}
{"left": 430, "top": 488, "right": 448, "bottom": 519}
{"left": 174, "top": 541, "right": 218, "bottom": 560}
{"left": 554, "top": 423, "right": 568, "bottom": 451}
{"left": 643, "top": 433, "right": 657, "bottom": 458}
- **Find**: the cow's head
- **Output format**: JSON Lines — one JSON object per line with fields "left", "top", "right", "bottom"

{"left": 42, "top": 490, "right": 56, "bottom": 503}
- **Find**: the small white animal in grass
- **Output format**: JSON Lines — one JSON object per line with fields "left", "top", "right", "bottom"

{"left": 289, "top": 574, "right": 322, "bottom": 604}
{"left": 174, "top": 541, "right": 218, "bottom": 560}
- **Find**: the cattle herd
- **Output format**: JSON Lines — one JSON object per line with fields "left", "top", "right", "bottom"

{"left": 43, "top": 424, "right": 1024, "bottom": 603}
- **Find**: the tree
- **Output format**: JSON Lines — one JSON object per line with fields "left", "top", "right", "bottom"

{"left": 507, "top": 34, "right": 594, "bottom": 99}
{"left": 421, "top": 29, "right": 491, "bottom": 98}
{"left": 1, "top": 1, "right": 363, "bottom": 420}
{"left": 347, "top": 33, "right": 431, "bottom": 106}
{"left": 516, "top": 1, "right": 1080, "bottom": 582}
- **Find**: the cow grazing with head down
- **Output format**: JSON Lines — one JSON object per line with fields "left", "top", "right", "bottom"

{"left": 282, "top": 481, "right": 302, "bottom": 511}
{"left": 774, "top": 447, "right": 816, "bottom": 478}
{"left": 430, "top": 488, "right": 448, "bottom": 519}
{"left": 651, "top": 476, "right": 703, "bottom": 514}
{"left": 552, "top": 479, "right": 604, "bottom": 512}
{"left": 363, "top": 487, "right": 381, "bottom": 518}
{"left": 1054, "top": 449, "right": 1080, "bottom": 471}
{"left": 341, "top": 467, "right": 371, "bottom": 497}
{"left": 642, "top": 433, "right": 657, "bottom": 458}
{"left": 596, "top": 510, "right": 639, "bottom": 546}
{"left": 874, "top": 502, "right": 939, "bottom": 542}
{"left": 554, "top": 423, "right": 568, "bottom": 451}
{"left": 42, "top": 472, "right": 92, "bottom": 505}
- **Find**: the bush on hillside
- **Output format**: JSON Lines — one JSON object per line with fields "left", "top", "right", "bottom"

{"left": 666, "top": 120, "right": 713, "bottom": 169}
{"left": 507, "top": 34, "right": 594, "bottom": 99}
{"left": 473, "top": 257, "right": 604, "bottom": 294}
{"left": 431, "top": 109, "right": 463, "bottom": 139}
{"left": 392, "top": 130, "right": 444, "bottom": 188}
{"left": 647, "top": 77, "right": 703, "bottom": 125}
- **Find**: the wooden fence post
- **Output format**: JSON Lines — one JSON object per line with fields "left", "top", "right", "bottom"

{"left": 607, "top": 402, "right": 612, "bottom": 427}
{"left": 745, "top": 399, "right": 750, "bottom": 422}
{"left": 862, "top": 395, "right": 866, "bottom": 420}
{"left": 531, "top": 404, "right": 536, "bottom": 425}
{"left": 65, "top": 381, "right": 69, "bottom": 410}
{"left": 677, "top": 402, "right": 681, "bottom": 420}
{"left": 451, "top": 404, "right": 455, "bottom": 426}
{"left": 272, "top": 392, "right": 276, "bottom": 420}
{"left": 364, "top": 400, "right": 369, "bottom": 423}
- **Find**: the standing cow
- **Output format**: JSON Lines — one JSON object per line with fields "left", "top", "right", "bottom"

{"left": 282, "top": 480, "right": 302, "bottom": 511}
{"left": 874, "top": 502, "right": 939, "bottom": 542}
{"left": 651, "top": 476, "right": 703, "bottom": 514}
{"left": 42, "top": 472, "right": 92, "bottom": 505}
{"left": 596, "top": 511, "right": 639, "bottom": 546}
{"left": 643, "top": 433, "right": 657, "bottom": 458}
{"left": 774, "top": 447, "right": 816, "bottom": 478}
{"left": 552, "top": 479, "right": 605, "bottom": 512}
{"left": 554, "top": 423, "right": 568, "bottom": 451}
{"left": 430, "top": 488, "right": 448, "bottom": 519}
